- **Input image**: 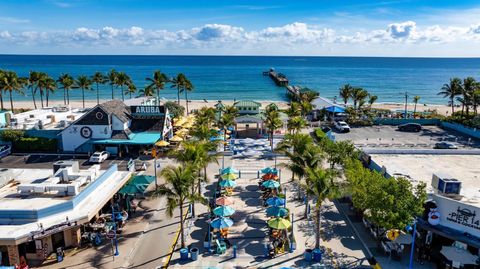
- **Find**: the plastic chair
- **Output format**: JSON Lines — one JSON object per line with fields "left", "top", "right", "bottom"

{"left": 216, "top": 239, "right": 226, "bottom": 254}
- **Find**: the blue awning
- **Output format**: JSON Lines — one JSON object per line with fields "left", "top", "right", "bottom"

{"left": 325, "top": 105, "right": 345, "bottom": 113}
{"left": 92, "top": 132, "right": 161, "bottom": 145}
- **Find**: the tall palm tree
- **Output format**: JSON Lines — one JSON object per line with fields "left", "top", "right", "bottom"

{"left": 263, "top": 104, "right": 283, "bottom": 150}
{"left": 1, "top": 71, "right": 26, "bottom": 113}
{"left": 115, "top": 72, "right": 131, "bottom": 101}
{"left": 171, "top": 73, "right": 194, "bottom": 114}
{"left": 28, "top": 71, "right": 41, "bottom": 109}
{"left": 92, "top": 72, "right": 107, "bottom": 105}
{"left": 305, "top": 167, "right": 340, "bottom": 249}
{"left": 36, "top": 73, "right": 50, "bottom": 108}
{"left": 463, "top": 77, "right": 477, "bottom": 116}
{"left": 107, "top": 69, "right": 118, "bottom": 99}
{"left": 139, "top": 86, "right": 155, "bottom": 97}
{"left": 413, "top": 96, "right": 420, "bottom": 116}
{"left": 195, "top": 107, "right": 217, "bottom": 128}
{"left": 155, "top": 164, "right": 202, "bottom": 248}
{"left": 126, "top": 83, "right": 136, "bottom": 99}
{"left": 146, "top": 70, "right": 169, "bottom": 104}
{"left": 75, "top": 75, "right": 92, "bottom": 108}
{"left": 438, "top": 77, "right": 462, "bottom": 115}
{"left": 339, "top": 84, "right": 353, "bottom": 105}
{"left": 368, "top": 94, "right": 378, "bottom": 108}
{"left": 287, "top": 116, "right": 307, "bottom": 134}
{"left": 0, "top": 70, "right": 5, "bottom": 110}
{"left": 57, "top": 74, "right": 75, "bottom": 105}
{"left": 285, "top": 102, "right": 301, "bottom": 117}
{"left": 351, "top": 87, "right": 369, "bottom": 110}
{"left": 43, "top": 77, "right": 57, "bottom": 107}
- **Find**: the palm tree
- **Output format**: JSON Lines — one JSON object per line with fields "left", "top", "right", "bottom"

{"left": 339, "top": 84, "right": 353, "bottom": 105}
{"left": 115, "top": 72, "right": 131, "bottom": 101}
{"left": 438, "top": 77, "right": 462, "bottom": 115}
{"left": 107, "top": 69, "right": 118, "bottom": 99}
{"left": 155, "top": 164, "right": 200, "bottom": 248}
{"left": 351, "top": 87, "right": 368, "bottom": 110}
{"left": 285, "top": 102, "right": 301, "bottom": 117}
{"left": 0, "top": 70, "right": 5, "bottom": 110}
{"left": 263, "top": 104, "right": 283, "bottom": 150}
{"left": 75, "top": 75, "right": 92, "bottom": 108}
{"left": 305, "top": 167, "right": 340, "bottom": 249}
{"left": 28, "top": 71, "right": 41, "bottom": 109}
{"left": 368, "top": 94, "right": 378, "bottom": 108}
{"left": 146, "top": 70, "right": 169, "bottom": 104}
{"left": 1, "top": 71, "right": 26, "bottom": 112}
{"left": 463, "top": 77, "right": 477, "bottom": 116}
{"left": 287, "top": 116, "right": 307, "bottom": 134}
{"left": 125, "top": 83, "right": 136, "bottom": 99}
{"left": 57, "top": 74, "right": 75, "bottom": 105}
{"left": 92, "top": 72, "right": 107, "bottom": 105}
{"left": 43, "top": 77, "right": 57, "bottom": 107}
{"left": 171, "top": 73, "right": 194, "bottom": 114}
{"left": 195, "top": 107, "right": 217, "bottom": 128}
{"left": 36, "top": 73, "right": 50, "bottom": 108}
{"left": 413, "top": 96, "right": 420, "bottom": 116}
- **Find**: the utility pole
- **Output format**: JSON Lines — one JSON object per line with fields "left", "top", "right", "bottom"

{"left": 404, "top": 91, "right": 408, "bottom": 119}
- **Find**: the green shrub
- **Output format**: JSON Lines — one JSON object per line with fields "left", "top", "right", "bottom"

{"left": 164, "top": 101, "right": 185, "bottom": 118}
{"left": 0, "top": 129, "right": 25, "bottom": 142}
{"left": 14, "top": 137, "right": 57, "bottom": 152}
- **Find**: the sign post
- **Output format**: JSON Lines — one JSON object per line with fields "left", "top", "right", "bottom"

{"left": 152, "top": 148, "right": 158, "bottom": 191}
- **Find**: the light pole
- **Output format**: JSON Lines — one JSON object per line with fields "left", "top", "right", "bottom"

{"left": 408, "top": 219, "right": 417, "bottom": 269}
{"left": 111, "top": 202, "right": 119, "bottom": 257}
{"left": 404, "top": 91, "right": 408, "bottom": 119}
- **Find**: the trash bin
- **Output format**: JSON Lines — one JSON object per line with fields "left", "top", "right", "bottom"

{"left": 180, "top": 248, "right": 189, "bottom": 261}
{"left": 312, "top": 248, "right": 322, "bottom": 262}
{"left": 190, "top": 247, "right": 199, "bottom": 261}
{"left": 304, "top": 248, "right": 313, "bottom": 262}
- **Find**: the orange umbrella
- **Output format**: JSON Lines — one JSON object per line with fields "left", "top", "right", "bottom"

{"left": 216, "top": 196, "right": 234, "bottom": 206}
{"left": 262, "top": 173, "right": 278, "bottom": 180}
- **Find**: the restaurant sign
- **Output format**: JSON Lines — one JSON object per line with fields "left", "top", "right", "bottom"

{"left": 433, "top": 193, "right": 480, "bottom": 237}
{"left": 131, "top": 106, "right": 164, "bottom": 119}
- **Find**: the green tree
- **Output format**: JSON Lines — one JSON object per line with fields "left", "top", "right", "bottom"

{"left": 339, "top": 84, "right": 353, "bottom": 105}
{"left": 107, "top": 69, "right": 118, "bottom": 99}
{"left": 28, "top": 71, "right": 42, "bottom": 109}
{"left": 323, "top": 140, "right": 358, "bottom": 169}
{"left": 351, "top": 87, "right": 369, "bottom": 110}
{"left": 413, "top": 95, "right": 420, "bottom": 116}
{"left": 75, "top": 75, "right": 92, "bottom": 108}
{"left": 438, "top": 77, "right": 462, "bottom": 115}
{"left": 155, "top": 164, "right": 203, "bottom": 248}
{"left": 146, "top": 70, "right": 169, "bottom": 103}
{"left": 139, "top": 86, "right": 155, "bottom": 97}
{"left": 92, "top": 72, "right": 107, "bottom": 105}
{"left": 125, "top": 83, "right": 136, "bottom": 99}
{"left": 194, "top": 107, "right": 217, "bottom": 128}
{"left": 171, "top": 73, "right": 194, "bottom": 115}
{"left": 263, "top": 104, "right": 283, "bottom": 150}
{"left": 287, "top": 116, "right": 307, "bottom": 134}
{"left": 0, "top": 70, "right": 5, "bottom": 110}
{"left": 463, "top": 77, "right": 477, "bottom": 116}
{"left": 0, "top": 71, "right": 26, "bottom": 112}
{"left": 164, "top": 101, "right": 185, "bottom": 118}
{"left": 115, "top": 72, "right": 131, "bottom": 101}
{"left": 43, "top": 76, "right": 56, "bottom": 107}
{"left": 36, "top": 72, "right": 50, "bottom": 108}
{"left": 368, "top": 94, "right": 378, "bottom": 108}
{"left": 285, "top": 102, "right": 301, "bottom": 117}
{"left": 57, "top": 74, "right": 75, "bottom": 105}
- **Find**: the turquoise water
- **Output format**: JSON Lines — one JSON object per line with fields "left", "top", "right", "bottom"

{"left": 1, "top": 55, "right": 479, "bottom": 104}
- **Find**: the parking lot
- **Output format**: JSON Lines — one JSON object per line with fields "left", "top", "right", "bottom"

{"left": 0, "top": 154, "right": 136, "bottom": 170}
{"left": 334, "top": 125, "right": 480, "bottom": 149}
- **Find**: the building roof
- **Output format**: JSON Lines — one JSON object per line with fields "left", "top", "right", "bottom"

{"left": 312, "top": 97, "right": 341, "bottom": 110}
{"left": 99, "top": 99, "right": 131, "bottom": 123}
{"left": 234, "top": 100, "right": 261, "bottom": 108}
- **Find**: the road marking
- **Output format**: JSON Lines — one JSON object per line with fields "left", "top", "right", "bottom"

{"left": 163, "top": 207, "right": 190, "bottom": 268}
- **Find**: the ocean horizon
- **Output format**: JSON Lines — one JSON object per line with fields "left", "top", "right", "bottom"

{"left": 1, "top": 55, "right": 480, "bottom": 105}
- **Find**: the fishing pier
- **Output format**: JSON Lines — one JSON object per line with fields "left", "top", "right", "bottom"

{"left": 263, "top": 68, "right": 289, "bottom": 86}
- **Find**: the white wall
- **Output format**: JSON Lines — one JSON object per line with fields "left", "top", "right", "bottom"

{"left": 62, "top": 124, "right": 112, "bottom": 152}
{"left": 112, "top": 115, "right": 129, "bottom": 131}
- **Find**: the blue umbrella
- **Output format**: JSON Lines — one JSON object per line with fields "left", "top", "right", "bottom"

{"left": 266, "top": 196, "right": 286, "bottom": 207}
{"left": 262, "top": 180, "right": 280, "bottom": 189}
{"left": 213, "top": 205, "right": 235, "bottom": 217}
{"left": 221, "top": 167, "right": 239, "bottom": 174}
{"left": 261, "top": 167, "right": 278, "bottom": 174}
{"left": 266, "top": 206, "right": 289, "bottom": 217}
{"left": 219, "top": 179, "right": 237, "bottom": 188}
{"left": 210, "top": 217, "right": 234, "bottom": 229}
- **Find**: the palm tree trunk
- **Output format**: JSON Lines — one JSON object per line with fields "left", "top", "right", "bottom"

{"left": 63, "top": 88, "right": 67, "bottom": 105}
{"left": 315, "top": 204, "right": 321, "bottom": 249}
{"left": 111, "top": 85, "right": 114, "bottom": 99}
{"left": 32, "top": 87, "right": 37, "bottom": 109}
{"left": 121, "top": 86, "right": 124, "bottom": 101}
{"left": 304, "top": 193, "right": 309, "bottom": 218}
{"left": 157, "top": 88, "right": 160, "bottom": 103}
{"left": 177, "top": 87, "right": 180, "bottom": 105}
{"left": 96, "top": 83, "right": 99, "bottom": 105}
{"left": 185, "top": 90, "right": 189, "bottom": 115}
{"left": 9, "top": 91, "right": 14, "bottom": 113}
{"left": 202, "top": 165, "right": 207, "bottom": 196}
{"left": 413, "top": 102, "right": 417, "bottom": 116}
{"left": 451, "top": 97, "right": 454, "bottom": 114}
{"left": 191, "top": 183, "right": 196, "bottom": 218}
{"left": 0, "top": 92, "right": 4, "bottom": 110}
{"left": 46, "top": 90, "right": 49, "bottom": 107}
{"left": 82, "top": 88, "right": 85, "bottom": 108}
{"left": 39, "top": 90, "right": 44, "bottom": 108}
{"left": 179, "top": 202, "right": 185, "bottom": 248}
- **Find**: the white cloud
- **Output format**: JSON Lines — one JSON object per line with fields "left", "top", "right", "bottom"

{"left": 0, "top": 16, "right": 30, "bottom": 24}
{"left": 0, "top": 21, "right": 480, "bottom": 56}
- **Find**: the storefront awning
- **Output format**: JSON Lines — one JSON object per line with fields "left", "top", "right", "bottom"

{"left": 417, "top": 218, "right": 480, "bottom": 249}
{"left": 92, "top": 132, "right": 161, "bottom": 145}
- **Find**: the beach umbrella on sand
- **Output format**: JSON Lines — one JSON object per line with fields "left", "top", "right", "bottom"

{"left": 266, "top": 206, "right": 289, "bottom": 217}
{"left": 262, "top": 180, "right": 280, "bottom": 189}
{"left": 213, "top": 205, "right": 235, "bottom": 217}
{"left": 216, "top": 196, "right": 234, "bottom": 206}
{"left": 221, "top": 173, "right": 238, "bottom": 180}
{"left": 219, "top": 179, "right": 236, "bottom": 188}
{"left": 266, "top": 196, "right": 285, "bottom": 207}
{"left": 170, "top": 135, "right": 183, "bottom": 142}
{"left": 210, "top": 217, "right": 234, "bottom": 229}
{"left": 155, "top": 140, "right": 170, "bottom": 147}
{"left": 221, "top": 167, "right": 239, "bottom": 174}
{"left": 267, "top": 217, "right": 291, "bottom": 230}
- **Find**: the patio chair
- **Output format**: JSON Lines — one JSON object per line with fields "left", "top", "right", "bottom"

{"left": 216, "top": 239, "right": 226, "bottom": 254}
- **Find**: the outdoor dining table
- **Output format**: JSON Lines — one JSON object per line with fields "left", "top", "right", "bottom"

{"left": 440, "top": 246, "right": 479, "bottom": 267}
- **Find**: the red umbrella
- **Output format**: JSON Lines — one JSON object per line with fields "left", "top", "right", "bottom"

{"left": 216, "top": 196, "right": 234, "bottom": 206}
{"left": 262, "top": 173, "right": 279, "bottom": 180}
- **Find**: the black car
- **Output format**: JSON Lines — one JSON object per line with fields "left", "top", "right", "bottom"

{"left": 397, "top": 123, "right": 422, "bottom": 132}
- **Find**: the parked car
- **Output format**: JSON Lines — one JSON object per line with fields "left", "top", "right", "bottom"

{"left": 334, "top": 121, "right": 350, "bottom": 133}
{"left": 89, "top": 151, "right": 110, "bottom": 163}
{"left": 434, "top": 142, "right": 458, "bottom": 149}
{"left": 397, "top": 123, "right": 422, "bottom": 132}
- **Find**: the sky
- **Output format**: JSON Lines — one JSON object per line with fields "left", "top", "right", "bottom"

{"left": 0, "top": 0, "right": 480, "bottom": 56}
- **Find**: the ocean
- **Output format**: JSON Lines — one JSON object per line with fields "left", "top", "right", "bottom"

{"left": 1, "top": 55, "right": 479, "bottom": 105}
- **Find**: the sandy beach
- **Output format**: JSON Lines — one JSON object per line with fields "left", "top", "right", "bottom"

{"left": 10, "top": 99, "right": 452, "bottom": 116}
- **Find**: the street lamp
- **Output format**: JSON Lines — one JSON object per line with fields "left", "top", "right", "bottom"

{"left": 407, "top": 218, "right": 417, "bottom": 269}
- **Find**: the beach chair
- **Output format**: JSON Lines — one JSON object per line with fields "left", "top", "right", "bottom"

{"left": 216, "top": 239, "right": 226, "bottom": 254}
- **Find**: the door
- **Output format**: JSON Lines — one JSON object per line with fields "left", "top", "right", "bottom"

{"left": 51, "top": 231, "right": 65, "bottom": 250}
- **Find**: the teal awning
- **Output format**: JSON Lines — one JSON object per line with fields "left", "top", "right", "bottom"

{"left": 92, "top": 132, "right": 161, "bottom": 145}
{"left": 131, "top": 175, "right": 155, "bottom": 185}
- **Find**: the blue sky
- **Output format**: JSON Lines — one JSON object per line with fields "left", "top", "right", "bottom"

{"left": 0, "top": 0, "right": 480, "bottom": 56}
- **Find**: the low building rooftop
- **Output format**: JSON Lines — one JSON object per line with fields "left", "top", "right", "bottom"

{"left": 9, "top": 106, "right": 87, "bottom": 130}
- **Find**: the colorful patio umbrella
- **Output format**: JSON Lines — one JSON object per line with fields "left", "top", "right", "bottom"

{"left": 262, "top": 180, "right": 280, "bottom": 189}
{"left": 170, "top": 135, "right": 183, "bottom": 142}
{"left": 221, "top": 173, "right": 238, "bottom": 180}
{"left": 261, "top": 167, "right": 278, "bottom": 174}
{"left": 131, "top": 175, "right": 155, "bottom": 186}
{"left": 221, "top": 167, "right": 239, "bottom": 174}
{"left": 266, "top": 196, "right": 286, "bottom": 207}
{"left": 262, "top": 173, "right": 278, "bottom": 180}
{"left": 266, "top": 206, "right": 289, "bottom": 217}
{"left": 210, "top": 217, "right": 234, "bottom": 229}
{"left": 267, "top": 217, "right": 292, "bottom": 230}
{"left": 173, "top": 117, "right": 186, "bottom": 127}
{"left": 155, "top": 140, "right": 170, "bottom": 147}
{"left": 216, "top": 196, "right": 234, "bottom": 206}
{"left": 219, "top": 179, "right": 236, "bottom": 188}
{"left": 213, "top": 205, "right": 235, "bottom": 217}
{"left": 118, "top": 184, "right": 147, "bottom": 195}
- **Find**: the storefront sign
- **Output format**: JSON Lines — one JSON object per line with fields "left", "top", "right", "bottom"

{"left": 131, "top": 106, "right": 164, "bottom": 119}
{"left": 432, "top": 194, "right": 480, "bottom": 237}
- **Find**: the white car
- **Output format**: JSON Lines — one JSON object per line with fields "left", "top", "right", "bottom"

{"left": 89, "top": 151, "right": 110, "bottom": 163}
{"left": 334, "top": 121, "right": 351, "bottom": 133}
